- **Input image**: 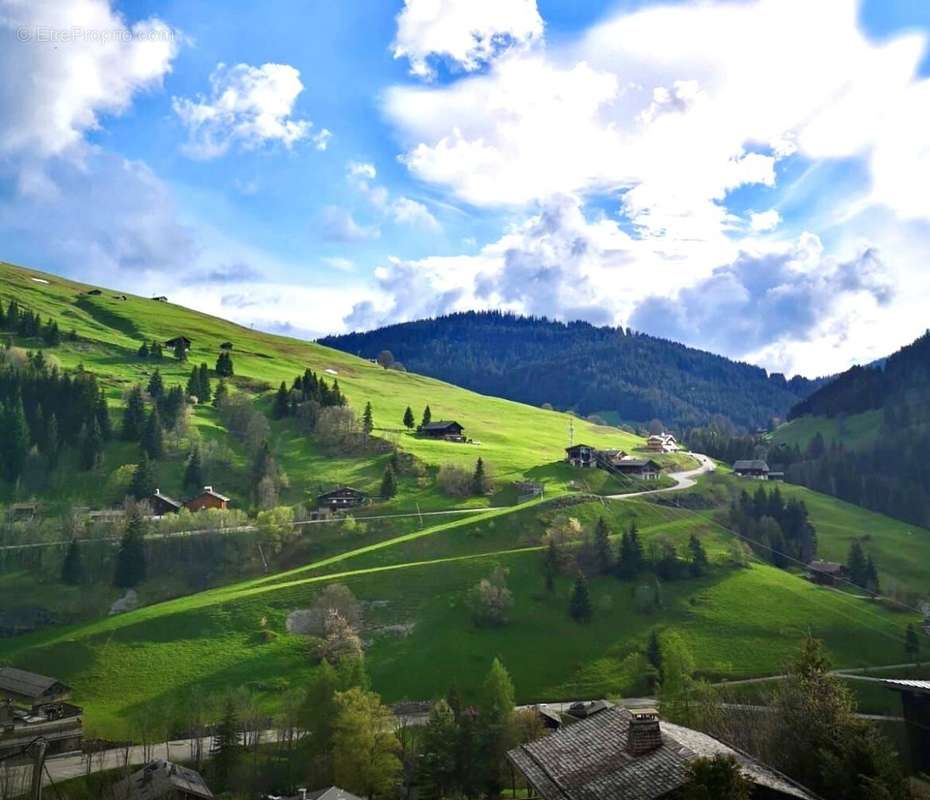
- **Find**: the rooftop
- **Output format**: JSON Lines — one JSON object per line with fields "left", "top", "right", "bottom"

{"left": 508, "top": 706, "right": 817, "bottom": 800}
{"left": 733, "top": 459, "right": 770, "bottom": 471}
{"left": 0, "top": 667, "right": 67, "bottom": 700}
{"left": 114, "top": 759, "right": 213, "bottom": 800}
{"left": 420, "top": 420, "right": 463, "bottom": 430}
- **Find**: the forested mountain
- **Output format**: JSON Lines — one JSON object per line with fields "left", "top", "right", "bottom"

{"left": 320, "top": 311, "right": 823, "bottom": 431}
{"left": 781, "top": 331, "right": 930, "bottom": 527}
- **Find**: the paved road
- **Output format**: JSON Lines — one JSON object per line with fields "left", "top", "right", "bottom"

{"left": 605, "top": 451, "right": 716, "bottom": 500}
{"left": 712, "top": 662, "right": 925, "bottom": 688}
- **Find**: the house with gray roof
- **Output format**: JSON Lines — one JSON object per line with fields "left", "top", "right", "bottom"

{"left": 733, "top": 460, "right": 771, "bottom": 479}
{"left": 508, "top": 706, "right": 818, "bottom": 800}
{"left": 113, "top": 759, "right": 213, "bottom": 800}
{"left": 0, "top": 667, "right": 70, "bottom": 706}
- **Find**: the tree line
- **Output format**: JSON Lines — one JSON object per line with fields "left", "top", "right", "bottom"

{"left": 729, "top": 486, "right": 817, "bottom": 567}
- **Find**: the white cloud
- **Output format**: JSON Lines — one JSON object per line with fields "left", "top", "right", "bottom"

{"left": 319, "top": 206, "right": 380, "bottom": 242}
{"left": 0, "top": 0, "right": 178, "bottom": 160}
{"left": 390, "top": 196, "right": 440, "bottom": 230}
{"left": 172, "top": 62, "right": 318, "bottom": 158}
{"left": 750, "top": 210, "right": 781, "bottom": 232}
{"left": 393, "top": 0, "right": 544, "bottom": 79}
{"left": 313, "top": 128, "right": 332, "bottom": 151}
{"left": 347, "top": 161, "right": 377, "bottom": 182}
{"left": 344, "top": 159, "right": 441, "bottom": 231}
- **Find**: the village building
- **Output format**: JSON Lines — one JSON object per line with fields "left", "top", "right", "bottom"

{"left": 508, "top": 706, "right": 817, "bottom": 800}
{"left": 734, "top": 459, "right": 771, "bottom": 479}
{"left": 534, "top": 704, "right": 563, "bottom": 730}
{"left": 565, "top": 443, "right": 598, "bottom": 468}
{"left": 164, "top": 335, "right": 192, "bottom": 349}
{"left": 264, "top": 788, "right": 364, "bottom": 800}
{"left": 113, "top": 759, "right": 213, "bottom": 800}
{"left": 807, "top": 560, "right": 847, "bottom": 586}
{"left": 0, "top": 668, "right": 83, "bottom": 760}
{"left": 566, "top": 699, "right": 612, "bottom": 719}
{"left": 152, "top": 296, "right": 168, "bottom": 302}
{"left": 317, "top": 487, "right": 368, "bottom": 510}
{"left": 647, "top": 433, "right": 679, "bottom": 453}
{"left": 615, "top": 457, "right": 662, "bottom": 480}
{"left": 148, "top": 489, "right": 182, "bottom": 517}
{"left": 883, "top": 680, "right": 930, "bottom": 774}
{"left": 418, "top": 420, "right": 466, "bottom": 441}
{"left": 6, "top": 501, "right": 38, "bottom": 522}
{"left": 184, "top": 486, "right": 230, "bottom": 513}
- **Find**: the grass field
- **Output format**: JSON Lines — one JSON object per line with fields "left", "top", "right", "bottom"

{"left": 771, "top": 410, "right": 883, "bottom": 451}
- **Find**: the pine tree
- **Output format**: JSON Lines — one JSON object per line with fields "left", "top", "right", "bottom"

{"left": 184, "top": 445, "right": 205, "bottom": 493}
{"left": 273, "top": 381, "right": 290, "bottom": 419}
{"left": 646, "top": 628, "right": 663, "bottom": 671}
{"left": 186, "top": 366, "right": 201, "bottom": 400}
{"left": 362, "top": 401, "right": 374, "bottom": 435}
{"left": 151, "top": 340, "right": 163, "bottom": 360}
{"left": 403, "top": 406, "right": 415, "bottom": 429}
{"left": 174, "top": 339, "right": 188, "bottom": 361}
{"left": 121, "top": 385, "right": 147, "bottom": 441}
{"left": 129, "top": 453, "right": 158, "bottom": 499}
{"left": 198, "top": 363, "right": 212, "bottom": 403}
{"left": 137, "top": 341, "right": 150, "bottom": 359}
{"left": 593, "top": 517, "right": 612, "bottom": 575}
{"left": 570, "top": 573, "right": 593, "bottom": 622}
{"left": 215, "top": 351, "right": 234, "bottom": 377}
{"left": 906, "top": 624, "right": 921, "bottom": 663}
{"left": 79, "top": 418, "right": 103, "bottom": 470}
{"left": 46, "top": 413, "right": 59, "bottom": 469}
{"left": 847, "top": 540, "right": 868, "bottom": 587}
{"left": 865, "top": 556, "right": 880, "bottom": 594}
{"left": 114, "top": 506, "right": 147, "bottom": 588}
{"left": 213, "top": 378, "right": 228, "bottom": 407}
{"left": 60, "top": 539, "right": 84, "bottom": 586}
{"left": 146, "top": 369, "right": 164, "bottom": 399}
{"left": 142, "top": 407, "right": 164, "bottom": 459}
{"left": 0, "top": 396, "right": 30, "bottom": 482}
{"left": 616, "top": 521, "right": 644, "bottom": 578}
{"left": 688, "top": 534, "right": 709, "bottom": 577}
{"left": 419, "top": 699, "right": 458, "bottom": 799}
{"left": 96, "top": 389, "right": 112, "bottom": 440}
{"left": 380, "top": 465, "right": 397, "bottom": 499}
{"left": 479, "top": 658, "right": 515, "bottom": 797}
{"left": 421, "top": 404, "right": 432, "bottom": 428}
{"left": 211, "top": 698, "right": 242, "bottom": 790}
{"left": 472, "top": 457, "right": 487, "bottom": 495}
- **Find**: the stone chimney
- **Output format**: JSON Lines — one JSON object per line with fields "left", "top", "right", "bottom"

{"left": 627, "top": 708, "right": 662, "bottom": 756}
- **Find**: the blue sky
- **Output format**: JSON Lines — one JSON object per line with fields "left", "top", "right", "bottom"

{"left": 2, "top": 0, "right": 930, "bottom": 376}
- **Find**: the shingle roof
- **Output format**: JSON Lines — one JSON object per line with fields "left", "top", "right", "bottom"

{"left": 197, "top": 486, "right": 230, "bottom": 502}
{"left": 507, "top": 706, "right": 817, "bottom": 800}
{"left": 113, "top": 759, "right": 213, "bottom": 800}
{"left": 306, "top": 788, "right": 365, "bottom": 800}
{"left": 421, "top": 420, "right": 463, "bottom": 430}
{"left": 808, "top": 560, "right": 845, "bottom": 574}
{"left": 151, "top": 490, "right": 182, "bottom": 508}
{"left": 0, "top": 667, "right": 67, "bottom": 700}
{"left": 733, "top": 460, "right": 770, "bottom": 471}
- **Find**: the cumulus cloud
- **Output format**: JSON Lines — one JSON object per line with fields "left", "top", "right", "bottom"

{"left": 390, "top": 196, "right": 440, "bottom": 230}
{"left": 319, "top": 206, "right": 381, "bottom": 242}
{"left": 344, "top": 159, "right": 441, "bottom": 231}
{"left": 750, "top": 210, "right": 781, "bottom": 232}
{"left": 172, "top": 62, "right": 318, "bottom": 158}
{"left": 195, "top": 263, "right": 263, "bottom": 283}
{"left": 393, "top": 0, "right": 544, "bottom": 79}
{"left": 0, "top": 0, "right": 179, "bottom": 162}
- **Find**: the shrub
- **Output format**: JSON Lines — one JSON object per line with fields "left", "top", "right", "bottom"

{"left": 467, "top": 567, "right": 514, "bottom": 626}
{"left": 437, "top": 464, "right": 473, "bottom": 498}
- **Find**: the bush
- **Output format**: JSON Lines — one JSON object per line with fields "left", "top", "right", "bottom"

{"left": 437, "top": 464, "right": 473, "bottom": 498}
{"left": 467, "top": 567, "right": 514, "bottom": 626}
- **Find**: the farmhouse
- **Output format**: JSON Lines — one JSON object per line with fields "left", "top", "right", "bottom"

{"left": 807, "top": 560, "right": 847, "bottom": 586}
{"left": 113, "top": 759, "right": 213, "bottom": 800}
{"left": 164, "top": 335, "right": 192, "bottom": 349}
{"left": 148, "top": 489, "right": 182, "bottom": 516}
{"left": 615, "top": 457, "right": 662, "bottom": 480}
{"left": 317, "top": 486, "right": 368, "bottom": 510}
{"left": 883, "top": 680, "right": 930, "bottom": 774}
{"left": 734, "top": 459, "right": 771, "bottom": 479}
{"left": 647, "top": 433, "right": 679, "bottom": 452}
{"left": 565, "top": 443, "right": 598, "bottom": 468}
{"left": 0, "top": 668, "right": 83, "bottom": 760}
{"left": 6, "top": 501, "right": 38, "bottom": 521}
{"left": 508, "top": 706, "right": 817, "bottom": 800}
{"left": 418, "top": 420, "right": 466, "bottom": 441}
{"left": 184, "top": 486, "right": 230, "bottom": 512}
{"left": 152, "top": 295, "right": 168, "bottom": 302}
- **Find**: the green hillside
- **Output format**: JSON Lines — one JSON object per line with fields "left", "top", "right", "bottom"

{"left": 0, "top": 260, "right": 647, "bottom": 510}
{"left": 771, "top": 410, "right": 883, "bottom": 451}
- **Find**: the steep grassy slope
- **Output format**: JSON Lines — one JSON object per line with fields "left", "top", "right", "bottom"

{"left": 0, "top": 261, "right": 644, "bottom": 508}
{"left": 771, "top": 410, "right": 883, "bottom": 451}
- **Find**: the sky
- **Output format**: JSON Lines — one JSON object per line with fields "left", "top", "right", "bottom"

{"left": 2, "top": 0, "right": 930, "bottom": 378}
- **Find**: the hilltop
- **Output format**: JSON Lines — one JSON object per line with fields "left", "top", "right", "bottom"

{"left": 320, "top": 310, "right": 825, "bottom": 431}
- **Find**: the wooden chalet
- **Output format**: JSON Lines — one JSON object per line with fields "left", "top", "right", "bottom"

{"left": 883, "top": 680, "right": 930, "bottom": 774}
{"left": 184, "top": 486, "right": 230, "bottom": 512}
{"left": 418, "top": 420, "right": 466, "bottom": 441}
{"left": 807, "top": 560, "right": 847, "bottom": 586}
{"left": 508, "top": 706, "right": 818, "bottom": 800}
{"left": 6, "top": 501, "right": 38, "bottom": 521}
{"left": 266, "top": 788, "right": 364, "bottom": 800}
{"left": 646, "top": 433, "right": 679, "bottom": 453}
{"left": 565, "top": 443, "right": 598, "bottom": 468}
{"left": 113, "top": 760, "right": 214, "bottom": 800}
{"left": 151, "top": 295, "right": 168, "bottom": 302}
{"left": 149, "top": 489, "right": 182, "bottom": 517}
{"left": 317, "top": 487, "right": 368, "bottom": 510}
{"left": 0, "top": 667, "right": 71, "bottom": 707}
{"left": 734, "top": 459, "right": 771, "bottom": 479}
{"left": 615, "top": 457, "right": 662, "bottom": 480}
{"left": 164, "top": 335, "right": 192, "bottom": 349}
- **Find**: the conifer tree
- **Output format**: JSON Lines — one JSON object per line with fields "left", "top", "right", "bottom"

{"left": 593, "top": 517, "right": 612, "bottom": 575}
{"left": 129, "top": 453, "right": 158, "bottom": 499}
{"left": 121, "top": 385, "right": 147, "bottom": 441}
{"left": 419, "top": 699, "right": 458, "bottom": 799}
{"left": 174, "top": 339, "right": 188, "bottom": 361}
{"left": 147, "top": 369, "right": 164, "bottom": 398}
{"left": 362, "top": 401, "right": 374, "bottom": 435}
{"left": 184, "top": 445, "right": 205, "bottom": 493}
{"left": 403, "top": 406, "right": 415, "bottom": 429}
{"left": 95, "top": 390, "right": 112, "bottom": 440}
{"left": 273, "top": 381, "right": 290, "bottom": 419}
{"left": 46, "top": 413, "right": 59, "bottom": 469}
{"left": 865, "top": 556, "right": 880, "bottom": 594}
{"left": 688, "top": 534, "right": 709, "bottom": 577}
{"left": 137, "top": 341, "right": 150, "bottom": 359}
{"left": 215, "top": 351, "right": 234, "bottom": 377}
{"left": 0, "top": 396, "right": 30, "bottom": 482}
{"left": 472, "top": 457, "right": 487, "bottom": 495}
{"left": 421, "top": 404, "right": 432, "bottom": 428}
{"left": 211, "top": 698, "right": 242, "bottom": 790}
{"left": 198, "top": 363, "right": 212, "bottom": 403}
{"left": 114, "top": 506, "right": 147, "bottom": 588}
{"left": 570, "top": 573, "right": 593, "bottom": 622}
{"left": 151, "top": 340, "right": 163, "bottom": 360}
{"left": 213, "top": 378, "right": 228, "bottom": 407}
{"left": 186, "top": 366, "right": 201, "bottom": 399}
{"left": 142, "top": 407, "right": 164, "bottom": 459}
{"left": 847, "top": 540, "right": 868, "bottom": 587}
{"left": 61, "top": 539, "right": 84, "bottom": 586}
{"left": 380, "top": 465, "right": 397, "bottom": 499}
{"left": 79, "top": 418, "right": 103, "bottom": 470}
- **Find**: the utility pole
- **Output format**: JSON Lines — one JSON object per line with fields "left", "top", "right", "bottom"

{"left": 30, "top": 738, "right": 48, "bottom": 800}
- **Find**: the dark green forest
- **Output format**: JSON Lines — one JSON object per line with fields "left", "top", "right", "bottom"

{"left": 321, "top": 311, "right": 823, "bottom": 430}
